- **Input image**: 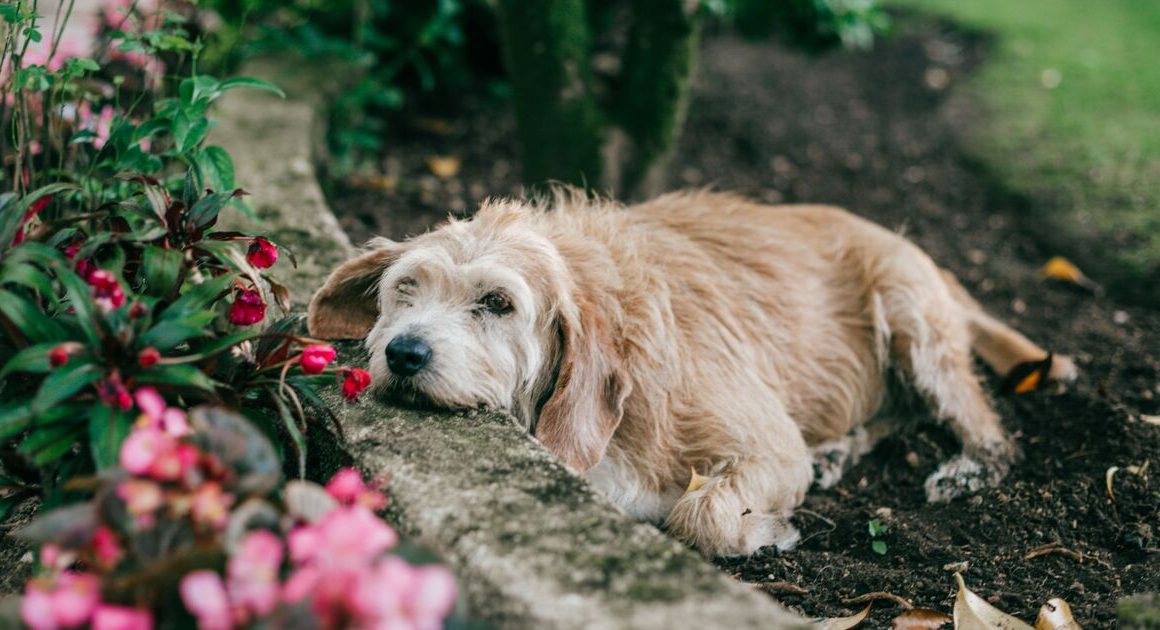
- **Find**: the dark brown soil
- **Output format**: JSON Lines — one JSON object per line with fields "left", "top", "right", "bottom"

{"left": 326, "top": 14, "right": 1160, "bottom": 628}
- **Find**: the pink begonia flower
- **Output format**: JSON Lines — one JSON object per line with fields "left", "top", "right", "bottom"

{"left": 52, "top": 572, "right": 102, "bottom": 627}
{"left": 180, "top": 571, "right": 232, "bottom": 630}
{"left": 325, "top": 468, "right": 387, "bottom": 511}
{"left": 406, "top": 565, "right": 458, "bottom": 627}
{"left": 134, "top": 388, "right": 191, "bottom": 437}
{"left": 228, "top": 530, "right": 283, "bottom": 617}
{"left": 91, "top": 526, "right": 123, "bottom": 568}
{"left": 116, "top": 479, "right": 163, "bottom": 527}
{"left": 292, "top": 506, "right": 397, "bottom": 568}
{"left": 91, "top": 605, "right": 153, "bottom": 630}
{"left": 119, "top": 426, "right": 170, "bottom": 476}
{"left": 190, "top": 482, "right": 234, "bottom": 530}
{"left": 298, "top": 344, "right": 337, "bottom": 375}
{"left": 21, "top": 581, "right": 57, "bottom": 630}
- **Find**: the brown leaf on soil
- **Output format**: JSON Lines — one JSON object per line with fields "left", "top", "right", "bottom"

{"left": 1039, "top": 256, "right": 1102, "bottom": 294}
{"left": 1023, "top": 542, "right": 1083, "bottom": 562}
{"left": 953, "top": 572, "right": 1034, "bottom": 630}
{"left": 891, "top": 608, "right": 952, "bottom": 629}
{"left": 819, "top": 605, "right": 872, "bottom": 630}
{"left": 1035, "top": 598, "right": 1081, "bottom": 630}
{"left": 425, "top": 156, "right": 462, "bottom": 179}
{"left": 1141, "top": 414, "right": 1160, "bottom": 426}
{"left": 752, "top": 581, "right": 809, "bottom": 596}
{"left": 843, "top": 591, "right": 914, "bottom": 609}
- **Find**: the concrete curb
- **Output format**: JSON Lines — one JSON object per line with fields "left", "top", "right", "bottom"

{"left": 212, "top": 55, "right": 813, "bottom": 629}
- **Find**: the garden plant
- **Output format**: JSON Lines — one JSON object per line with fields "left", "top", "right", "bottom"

{"left": 0, "top": 1, "right": 456, "bottom": 627}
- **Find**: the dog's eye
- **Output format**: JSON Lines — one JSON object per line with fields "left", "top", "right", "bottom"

{"left": 479, "top": 291, "right": 513, "bottom": 315}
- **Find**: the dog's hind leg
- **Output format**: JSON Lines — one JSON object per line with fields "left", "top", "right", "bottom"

{"left": 875, "top": 256, "right": 1018, "bottom": 502}
{"left": 810, "top": 416, "right": 897, "bottom": 490}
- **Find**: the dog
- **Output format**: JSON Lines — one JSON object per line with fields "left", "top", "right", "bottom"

{"left": 306, "top": 190, "right": 1076, "bottom": 557}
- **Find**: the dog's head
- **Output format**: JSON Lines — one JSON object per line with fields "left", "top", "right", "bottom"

{"left": 307, "top": 200, "right": 629, "bottom": 470}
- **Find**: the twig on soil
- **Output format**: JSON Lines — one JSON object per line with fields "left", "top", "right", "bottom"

{"left": 841, "top": 591, "right": 914, "bottom": 609}
{"left": 796, "top": 508, "right": 837, "bottom": 545}
{"left": 752, "top": 581, "right": 810, "bottom": 596}
{"left": 1023, "top": 542, "right": 1084, "bottom": 562}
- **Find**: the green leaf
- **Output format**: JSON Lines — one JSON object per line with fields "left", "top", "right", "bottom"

{"left": 871, "top": 540, "right": 888, "bottom": 555}
{"left": 218, "top": 76, "right": 286, "bottom": 99}
{"left": 269, "top": 387, "right": 306, "bottom": 477}
{"left": 198, "top": 145, "right": 235, "bottom": 192}
{"left": 142, "top": 246, "right": 184, "bottom": 298}
{"left": 31, "top": 362, "right": 101, "bottom": 414}
{"left": 0, "top": 342, "right": 66, "bottom": 379}
{"left": 134, "top": 364, "right": 218, "bottom": 394}
{"left": 28, "top": 427, "right": 85, "bottom": 465}
{"left": 157, "top": 273, "right": 232, "bottom": 322}
{"left": 88, "top": 404, "right": 131, "bottom": 471}
{"left": 186, "top": 191, "right": 236, "bottom": 230}
{"left": 174, "top": 112, "right": 211, "bottom": 154}
{"left": 0, "top": 402, "right": 33, "bottom": 441}
{"left": 140, "top": 310, "right": 216, "bottom": 350}
{"left": 0, "top": 289, "right": 67, "bottom": 343}
{"left": 868, "top": 518, "right": 888, "bottom": 537}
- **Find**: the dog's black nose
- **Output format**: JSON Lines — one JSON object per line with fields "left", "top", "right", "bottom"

{"left": 385, "top": 335, "right": 432, "bottom": 376}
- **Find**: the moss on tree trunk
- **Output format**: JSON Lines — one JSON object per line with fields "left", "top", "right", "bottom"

{"left": 495, "top": 0, "right": 606, "bottom": 189}
{"left": 496, "top": 0, "right": 700, "bottom": 196}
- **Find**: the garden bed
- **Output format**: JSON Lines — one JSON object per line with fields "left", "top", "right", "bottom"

{"left": 325, "top": 14, "right": 1160, "bottom": 628}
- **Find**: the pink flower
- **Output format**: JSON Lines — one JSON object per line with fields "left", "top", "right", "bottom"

{"left": 245, "top": 238, "right": 278, "bottom": 269}
{"left": 180, "top": 571, "right": 232, "bottom": 630}
{"left": 134, "top": 388, "right": 191, "bottom": 437}
{"left": 90, "top": 526, "right": 123, "bottom": 568}
{"left": 119, "top": 426, "right": 170, "bottom": 476}
{"left": 341, "top": 368, "right": 372, "bottom": 401}
{"left": 228, "top": 289, "right": 266, "bottom": 326}
{"left": 116, "top": 479, "right": 163, "bottom": 527}
{"left": 52, "top": 572, "right": 102, "bottom": 627}
{"left": 406, "top": 565, "right": 458, "bottom": 626}
{"left": 348, "top": 558, "right": 458, "bottom": 628}
{"left": 190, "top": 482, "right": 233, "bottom": 530}
{"left": 287, "top": 506, "right": 397, "bottom": 569}
{"left": 91, "top": 605, "right": 153, "bottom": 630}
{"left": 21, "top": 581, "right": 57, "bottom": 630}
{"left": 299, "top": 344, "right": 336, "bottom": 375}
{"left": 228, "top": 530, "right": 283, "bottom": 617}
{"left": 325, "top": 468, "right": 386, "bottom": 511}
{"left": 137, "top": 347, "right": 160, "bottom": 367}
{"left": 88, "top": 269, "right": 126, "bottom": 311}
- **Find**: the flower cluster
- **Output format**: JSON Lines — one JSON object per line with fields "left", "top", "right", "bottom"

{"left": 182, "top": 471, "right": 455, "bottom": 629}
{"left": 20, "top": 408, "right": 457, "bottom": 629}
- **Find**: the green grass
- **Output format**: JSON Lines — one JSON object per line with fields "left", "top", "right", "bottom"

{"left": 888, "top": 0, "right": 1160, "bottom": 301}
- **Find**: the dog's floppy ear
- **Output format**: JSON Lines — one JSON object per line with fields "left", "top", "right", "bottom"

{"left": 535, "top": 293, "right": 630, "bottom": 471}
{"left": 307, "top": 238, "right": 402, "bottom": 339}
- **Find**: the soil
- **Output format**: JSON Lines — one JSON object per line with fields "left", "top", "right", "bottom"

{"left": 325, "top": 13, "right": 1160, "bottom": 628}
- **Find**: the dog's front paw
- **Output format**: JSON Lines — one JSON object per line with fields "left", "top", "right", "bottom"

{"left": 923, "top": 454, "right": 1004, "bottom": 502}
{"left": 735, "top": 512, "right": 800, "bottom": 556}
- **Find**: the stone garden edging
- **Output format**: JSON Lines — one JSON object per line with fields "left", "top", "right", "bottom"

{"left": 211, "top": 55, "right": 813, "bottom": 629}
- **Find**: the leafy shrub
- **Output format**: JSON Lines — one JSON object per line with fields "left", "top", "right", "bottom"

{"left": 1, "top": 2, "right": 458, "bottom": 626}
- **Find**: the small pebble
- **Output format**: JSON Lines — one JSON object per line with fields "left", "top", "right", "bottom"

{"left": 905, "top": 451, "right": 921, "bottom": 467}
{"left": 943, "top": 560, "right": 969, "bottom": 572}
{"left": 1012, "top": 298, "right": 1027, "bottom": 314}
{"left": 1114, "top": 310, "right": 1130, "bottom": 324}
{"left": 968, "top": 249, "right": 987, "bottom": 265}
{"left": 924, "top": 67, "right": 950, "bottom": 90}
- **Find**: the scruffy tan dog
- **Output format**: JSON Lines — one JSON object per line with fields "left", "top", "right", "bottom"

{"left": 307, "top": 190, "right": 1076, "bottom": 557}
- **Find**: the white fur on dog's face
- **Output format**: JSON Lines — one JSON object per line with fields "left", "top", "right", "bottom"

{"left": 361, "top": 218, "right": 563, "bottom": 426}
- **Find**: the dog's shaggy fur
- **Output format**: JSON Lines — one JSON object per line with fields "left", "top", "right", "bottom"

{"left": 308, "top": 191, "right": 1076, "bottom": 556}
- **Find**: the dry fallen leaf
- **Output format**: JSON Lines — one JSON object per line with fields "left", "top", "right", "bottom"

{"left": 892, "top": 608, "right": 953, "bottom": 629}
{"left": 1040, "top": 256, "right": 1102, "bottom": 294}
{"left": 687, "top": 467, "right": 710, "bottom": 492}
{"left": 1107, "top": 462, "right": 1149, "bottom": 502}
{"left": 1141, "top": 415, "right": 1160, "bottom": 427}
{"left": 953, "top": 573, "right": 1034, "bottom": 630}
{"left": 1035, "top": 598, "right": 1081, "bottom": 630}
{"left": 820, "top": 605, "right": 872, "bottom": 630}
{"left": 425, "top": 155, "right": 461, "bottom": 179}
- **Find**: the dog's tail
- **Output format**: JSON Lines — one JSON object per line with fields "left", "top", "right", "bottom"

{"left": 940, "top": 269, "right": 1078, "bottom": 383}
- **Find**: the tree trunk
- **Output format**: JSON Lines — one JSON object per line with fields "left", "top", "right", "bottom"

{"left": 495, "top": 0, "right": 606, "bottom": 190}
{"left": 615, "top": 0, "right": 700, "bottom": 197}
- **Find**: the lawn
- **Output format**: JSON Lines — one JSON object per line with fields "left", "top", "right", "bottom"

{"left": 889, "top": 0, "right": 1160, "bottom": 302}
